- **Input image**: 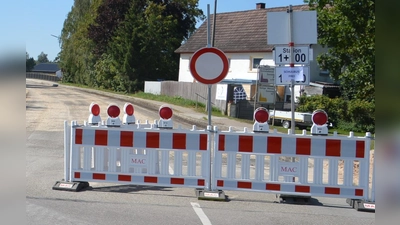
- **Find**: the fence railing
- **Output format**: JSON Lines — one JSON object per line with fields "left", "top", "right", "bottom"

{"left": 26, "top": 72, "right": 60, "bottom": 82}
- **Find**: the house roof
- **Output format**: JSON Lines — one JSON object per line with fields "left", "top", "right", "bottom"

{"left": 32, "top": 63, "right": 60, "bottom": 73}
{"left": 175, "top": 4, "right": 310, "bottom": 54}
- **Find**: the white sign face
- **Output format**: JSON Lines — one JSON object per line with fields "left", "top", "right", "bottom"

{"left": 275, "top": 66, "right": 310, "bottom": 85}
{"left": 189, "top": 47, "right": 229, "bottom": 84}
{"left": 274, "top": 46, "right": 310, "bottom": 65}
{"left": 267, "top": 11, "right": 317, "bottom": 45}
{"left": 257, "top": 85, "right": 275, "bottom": 104}
{"left": 258, "top": 66, "right": 275, "bottom": 85}
{"left": 216, "top": 84, "right": 228, "bottom": 100}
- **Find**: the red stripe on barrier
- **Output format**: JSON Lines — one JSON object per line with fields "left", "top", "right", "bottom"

{"left": 93, "top": 173, "right": 106, "bottom": 180}
{"left": 266, "top": 183, "right": 280, "bottom": 191}
{"left": 296, "top": 138, "right": 311, "bottom": 155}
{"left": 95, "top": 130, "right": 108, "bottom": 146}
{"left": 267, "top": 137, "right": 282, "bottom": 154}
{"left": 171, "top": 178, "right": 185, "bottom": 185}
{"left": 218, "top": 135, "right": 225, "bottom": 151}
{"left": 120, "top": 131, "right": 134, "bottom": 147}
{"left": 75, "top": 129, "right": 83, "bottom": 144}
{"left": 239, "top": 135, "right": 253, "bottom": 152}
{"left": 356, "top": 141, "right": 365, "bottom": 158}
{"left": 355, "top": 189, "right": 364, "bottom": 196}
{"left": 118, "top": 175, "right": 131, "bottom": 182}
{"left": 198, "top": 179, "right": 205, "bottom": 186}
{"left": 173, "top": 133, "right": 186, "bottom": 149}
{"left": 74, "top": 172, "right": 81, "bottom": 179}
{"left": 325, "top": 187, "right": 340, "bottom": 195}
{"left": 326, "top": 139, "right": 341, "bottom": 157}
{"left": 144, "top": 176, "right": 158, "bottom": 183}
{"left": 146, "top": 132, "right": 160, "bottom": 148}
{"left": 295, "top": 185, "right": 310, "bottom": 193}
{"left": 217, "top": 180, "right": 224, "bottom": 187}
{"left": 199, "top": 134, "right": 208, "bottom": 150}
{"left": 237, "top": 181, "right": 252, "bottom": 189}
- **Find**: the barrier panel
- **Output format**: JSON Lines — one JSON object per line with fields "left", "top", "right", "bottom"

{"left": 58, "top": 120, "right": 211, "bottom": 190}
{"left": 54, "top": 104, "right": 375, "bottom": 211}
{"left": 212, "top": 127, "right": 372, "bottom": 201}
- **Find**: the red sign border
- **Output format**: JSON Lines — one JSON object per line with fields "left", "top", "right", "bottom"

{"left": 189, "top": 47, "right": 229, "bottom": 85}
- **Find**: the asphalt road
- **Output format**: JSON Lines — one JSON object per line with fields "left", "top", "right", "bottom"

{"left": 26, "top": 79, "right": 375, "bottom": 225}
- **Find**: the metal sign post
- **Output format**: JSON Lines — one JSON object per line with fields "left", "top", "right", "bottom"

{"left": 207, "top": 4, "right": 212, "bottom": 128}
{"left": 288, "top": 5, "right": 296, "bottom": 135}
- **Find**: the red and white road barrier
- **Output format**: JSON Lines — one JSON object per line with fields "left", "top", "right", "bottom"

{"left": 54, "top": 104, "right": 375, "bottom": 211}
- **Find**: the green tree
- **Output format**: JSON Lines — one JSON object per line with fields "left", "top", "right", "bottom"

{"left": 59, "top": 0, "right": 102, "bottom": 84}
{"left": 26, "top": 52, "right": 36, "bottom": 71}
{"left": 104, "top": 0, "right": 204, "bottom": 92}
{"left": 59, "top": 0, "right": 203, "bottom": 92}
{"left": 37, "top": 51, "right": 49, "bottom": 63}
{"left": 306, "top": 0, "right": 375, "bottom": 102}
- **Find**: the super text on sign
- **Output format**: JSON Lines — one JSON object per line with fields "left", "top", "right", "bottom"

{"left": 274, "top": 46, "right": 309, "bottom": 65}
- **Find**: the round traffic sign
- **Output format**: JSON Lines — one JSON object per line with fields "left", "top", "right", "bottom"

{"left": 189, "top": 47, "right": 229, "bottom": 84}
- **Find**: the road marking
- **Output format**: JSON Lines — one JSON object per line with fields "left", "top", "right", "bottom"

{"left": 191, "top": 202, "right": 212, "bottom": 225}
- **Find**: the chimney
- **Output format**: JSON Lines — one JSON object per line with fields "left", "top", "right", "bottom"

{"left": 256, "top": 3, "right": 266, "bottom": 9}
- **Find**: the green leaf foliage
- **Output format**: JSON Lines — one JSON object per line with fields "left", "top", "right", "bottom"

{"left": 26, "top": 52, "right": 36, "bottom": 72}
{"left": 59, "top": 0, "right": 204, "bottom": 93}
{"left": 306, "top": 0, "right": 375, "bottom": 102}
{"left": 297, "top": 95, "right": 374, "bottom": 133}
{"left": 37, "top": 52, "right": 49, "bottom": 63}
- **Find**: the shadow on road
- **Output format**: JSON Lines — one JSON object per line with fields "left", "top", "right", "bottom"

{"left": 84, "top": 184, "right": 174, "bottom": 194}
{"left": 229, "top": 195, "right": 354, "bottom": 209}
{"left": 26, "top": 105, "right": 45, "bottom": 110}
{"left": 26, "top": 84, "right": 57, "bottom": 89}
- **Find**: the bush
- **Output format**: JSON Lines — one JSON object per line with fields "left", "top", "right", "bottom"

{"left": 296, "top": 95, "right": 375, "bottom": 133}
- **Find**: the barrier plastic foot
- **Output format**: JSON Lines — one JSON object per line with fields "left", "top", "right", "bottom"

{"left": 277, "top": 194, "right": 311, "bottom": 204}
{"left": 346, "top": 198, "right": 375, "bottom": 212}
{"left": 52, "top": 181, "right": 89, "bottom": 192}
{"left": 195, "top": 188, "right": 226, "bottom": 201}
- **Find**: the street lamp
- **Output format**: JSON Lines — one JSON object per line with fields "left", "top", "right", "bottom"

{"left": 51, "top": 34, "right": 61, "bottom": 47}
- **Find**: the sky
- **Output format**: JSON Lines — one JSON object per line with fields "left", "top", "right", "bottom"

{"left": 0, "top": 0, "right": 305, "bottom": 62}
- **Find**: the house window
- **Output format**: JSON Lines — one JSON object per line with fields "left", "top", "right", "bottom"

{"left": 252, "top": 58, "right": 263, "bottom": 69}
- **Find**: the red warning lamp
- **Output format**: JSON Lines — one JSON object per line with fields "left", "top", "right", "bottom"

{"left": 124, "top": 103, "right": 134, "bottom": 116}
{"left": 311, "top": 109, "right": 328, "bottom": 135}
{"left": 107, "top": 104, "right": 120, "bottom": 118}
{"left": 123, "top": 103, "right": 135, "bottom": 125}
{"left": 253, "top": 107, "right": 269, "bottom": 133}
{"left": 106, "top": 104, "right": 121, "bottom": 127}
{"left": 312, "top": 110, "right": 328, "bottom": 125}
{"left": 159, "top": 106, "right": 173, "bottom": 120}
{"left": 88, "top": 102, "right": 101, "bottom": 125}
{"left": 90, "top": 103, "right": 100, "bottom": 116}
{"left": 158, "top": 105, "right": 173, "bottom": 128}
{"left": 254, "top": 107, "right": 269, "bottom": 123}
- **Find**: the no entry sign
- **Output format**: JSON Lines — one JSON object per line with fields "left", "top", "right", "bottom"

{"left": 189, "top": 47, "right": 229, "bottom": 85}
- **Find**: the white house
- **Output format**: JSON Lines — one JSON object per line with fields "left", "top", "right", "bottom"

{"left": 175, "top": 3, "right": 340, "bottom": 102}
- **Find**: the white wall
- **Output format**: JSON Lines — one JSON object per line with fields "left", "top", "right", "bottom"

{"left": 178, "top": 52, "right": 274, "bottom": 82}
{"left": 144, "top": 81, "right": 162, "bottom": 95}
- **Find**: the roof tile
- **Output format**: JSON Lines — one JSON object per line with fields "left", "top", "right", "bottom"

{"left": 175, "top": 4, "right": 310, "bottom": 53}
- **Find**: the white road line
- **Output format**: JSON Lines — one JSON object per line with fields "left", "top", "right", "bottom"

{"left": 190, "top": 202, "right": 212, "bottom": 225}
